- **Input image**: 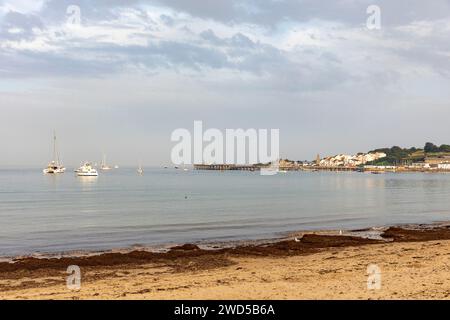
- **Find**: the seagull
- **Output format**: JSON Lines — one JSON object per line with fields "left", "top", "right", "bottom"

{"left": 294, "top": 237, "right": 302, "bottom": 242}
{"left": 339, "top": 230, "right": 343, "bottom": 235}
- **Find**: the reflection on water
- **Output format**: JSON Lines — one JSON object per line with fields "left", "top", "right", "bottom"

{"left": 76, "top": 176, "right": 98, "bottom": 189}
{"left": 1, "top": 169, "right": 450, "bottom": 256}
{"left": 44, "top": 173, "right": 64, "bottom": 188}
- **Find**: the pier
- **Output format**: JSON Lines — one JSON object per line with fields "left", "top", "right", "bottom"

{"left": 193, "top": 164, "right": 450, "bottom": 173}
{"left": 193, "top": 164, "right": 362, "bottom": 172}
{"left": 311, "top": 166, "right": 361, "bottom": 172}
{"left": 194, "top": 164, "right": 259, "bottom": 171}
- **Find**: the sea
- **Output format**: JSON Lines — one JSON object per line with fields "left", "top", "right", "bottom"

{"left": 1, "top": 168, "right": 450, "bottom": 256}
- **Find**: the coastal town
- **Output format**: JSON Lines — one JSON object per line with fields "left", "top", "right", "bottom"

{"left": 194, "top": 143, "right": 450, "bottom": 173}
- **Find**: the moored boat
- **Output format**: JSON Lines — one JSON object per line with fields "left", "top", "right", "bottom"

{"left": 43, "top": 132, "right": 66, "bottom": 174}
{"left": 137, "top": 162, "right": 144, "bottom": 175}
{"left": 76, "top": 162, "right": 99, "bottom": 177}
{"left": 100, "top": 153, "right": 112, "bottom": 171}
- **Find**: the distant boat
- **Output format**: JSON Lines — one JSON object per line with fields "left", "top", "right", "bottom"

{"left": 77, "top": 162, "right": 98, "bottom": 177}
{"left": 260, "top": 160, "right": 280, "bottom": 175}
{"left": 137, "top": 162, "right": 144, "bottom": 175}
{"left": 114, "top": 165, "right": 119, "bottom": 169}
{"left": 100, "top": 153, "right": 112, "bottom": 171}
{"left": 43, "top": 131, "right": 66, "bottom": 174}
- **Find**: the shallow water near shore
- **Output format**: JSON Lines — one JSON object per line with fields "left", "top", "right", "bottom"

{"left": 1, "top": 168, "right": 450, "bottom": 257}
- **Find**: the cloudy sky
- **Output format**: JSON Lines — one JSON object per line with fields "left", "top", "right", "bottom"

{"left": 1, "top": 0, "right": 450, "bottom": 166}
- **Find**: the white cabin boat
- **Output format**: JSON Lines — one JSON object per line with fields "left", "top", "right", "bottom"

{"left": 76, "top": 162, "right": 98, "bottom": 177}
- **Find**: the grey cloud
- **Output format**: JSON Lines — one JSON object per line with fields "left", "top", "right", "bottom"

{"left": 1, "top": 3, "right": 449, "bottom": 95}
{"left": 385, "top": 23, "right": 450, "bottom": 77}
{"left": 4, "top": 0, "right": 450, "bottom": 31}
{"left": 154, "top": 0, "right": 450, "bottom": 27}
{"left": 159, "top": 14, "right": 174, "bottom": 26}
{"left": 0, "top": 11, "right": 44, "bottom": 40}
{"left": 0, "top": 49, "right": 118, "bottom": 78}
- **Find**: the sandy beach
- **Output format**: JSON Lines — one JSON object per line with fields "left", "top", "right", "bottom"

{"left": 1, "top": 226, "right": 450, "bottom": 300}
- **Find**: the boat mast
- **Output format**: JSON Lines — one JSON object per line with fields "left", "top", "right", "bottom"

{"left": 54, "top": 130, "right": 61, "bottom": 166}
{"left": 53, "top": 131, "right": 57, "bottom": 165}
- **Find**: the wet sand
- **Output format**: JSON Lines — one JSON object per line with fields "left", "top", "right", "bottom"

{"left": 2, "top": 225, "right": 450, "bottom": 299}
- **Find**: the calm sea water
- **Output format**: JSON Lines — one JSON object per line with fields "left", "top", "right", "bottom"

{"left": 1, "top": 168, "right": 450, "bottom": 256}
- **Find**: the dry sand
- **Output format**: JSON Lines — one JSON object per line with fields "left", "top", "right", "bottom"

{"left": 1, "top": 226, "right": 450, "bottom": 300}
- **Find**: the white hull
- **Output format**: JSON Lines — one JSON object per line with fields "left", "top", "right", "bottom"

{"left": 43, "top": 167, "right": 66, "bottom": 174}
{"left": 77, "top": 172, "right": 98, "bottom": 177}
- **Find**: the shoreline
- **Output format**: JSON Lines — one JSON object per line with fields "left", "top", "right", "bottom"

{"left": 3, "top": 222, "right": 450, "bottom": 299}
{"left": 3, "top": 220, "right": 450, "bottom": 262}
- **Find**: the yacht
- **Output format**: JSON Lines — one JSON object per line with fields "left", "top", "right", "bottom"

{"left": 43, "top": 161, "right": 66, "bottom": 174}
{"left": 76, "top": 162, "right": 99, "bottom": 177}
{"left": 43, "top": 132, "right": 66, "bottom": 174}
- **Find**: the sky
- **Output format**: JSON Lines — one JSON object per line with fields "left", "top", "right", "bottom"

{"left": 1, "top": 0, "right": 450, "bottom": 166}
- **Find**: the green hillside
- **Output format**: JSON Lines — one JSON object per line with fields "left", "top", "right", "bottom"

{"left": 367, "top": 143, "right": 450, "bottom": 166}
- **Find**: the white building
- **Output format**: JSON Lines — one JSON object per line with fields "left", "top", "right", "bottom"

{"left": 319, "top": 152, "right": 386, "bottom": 167}
{"left": 438, "top": 163, "right": 450, "bottom": 170}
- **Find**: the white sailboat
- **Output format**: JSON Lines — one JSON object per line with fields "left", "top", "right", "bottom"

{"left": 260, "top": 159, "right": 280, "bottom": 176}
{"left": 43, "top": 131, "right": 66, "bottom": 174}
{"left": 100, "top": 153, "right": 112, "bottom": 171}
